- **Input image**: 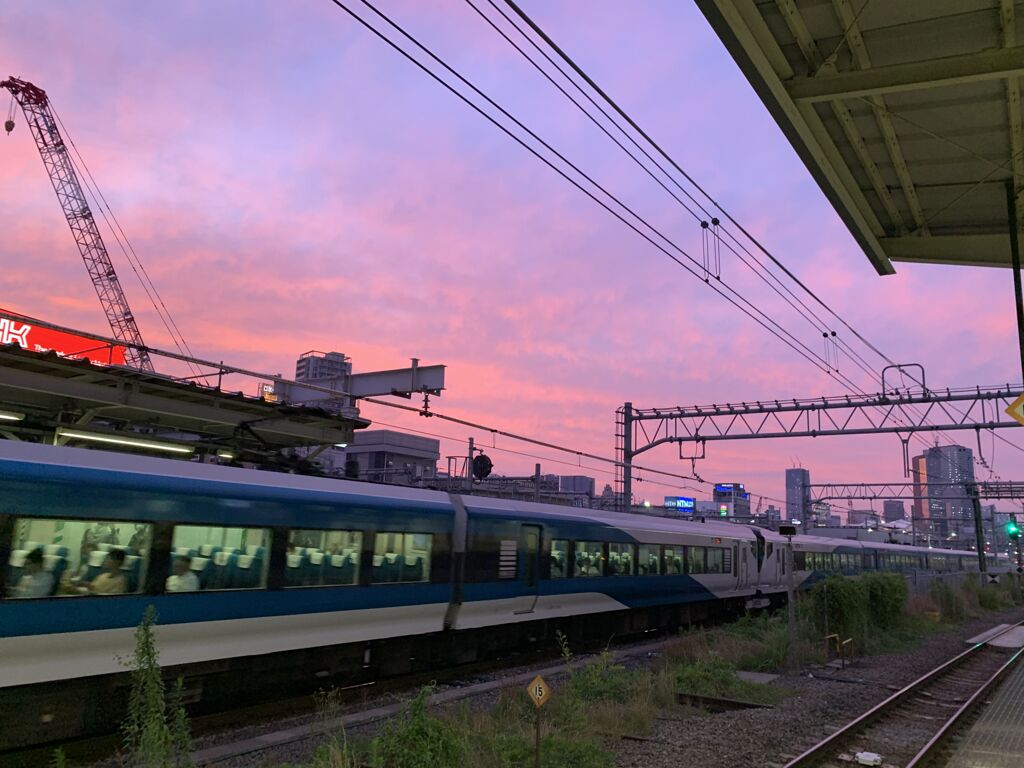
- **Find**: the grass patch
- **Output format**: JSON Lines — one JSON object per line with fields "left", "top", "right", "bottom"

{"left": 287, "top": 575, "right": 1024, "bottom": 767}
{"left": 674, "top": 657, "right": 786, "bottom": 706}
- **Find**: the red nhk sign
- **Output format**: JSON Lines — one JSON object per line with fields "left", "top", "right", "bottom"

{"left": 0, "top": 310, "right": 127, "bottom": 366}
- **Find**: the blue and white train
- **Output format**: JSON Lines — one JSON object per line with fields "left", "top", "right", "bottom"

{"left": 0, "top": 440, "right": 1002, "bottom": 751}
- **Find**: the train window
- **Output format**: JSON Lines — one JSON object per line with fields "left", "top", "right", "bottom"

{"left": 574, "top": 541, "right": 604, "bottom": 577}
{"left": 607, "top": 543, "right": 635, "bottom": 576}
{"left": 794, "top": 551, "right": 806, "bottom": 570}
{"left": 550, "top": 539, "right": 570, "bottom": 578}
{"left": 170, "top": 526, "right": 269, "bottom": 591}
{"left": 284, "top": 529, "right": 363, "bottom": 587}
{"left": 637, "top": 544, "right": 660, "bottom": 575}
{"left": 663, "top": 546, "right": 684, "bottom": 575}
{"left": 5, "top": 517, "right": 151, "bottom": 599}
{"left": 372, "top": 533, "right": 432, "bottom": 583}
{"left": 706, "top": 548, "right": 725, "bottom": 574}
{"left": 688, "top": 546, "right": 707, "bottom": 575}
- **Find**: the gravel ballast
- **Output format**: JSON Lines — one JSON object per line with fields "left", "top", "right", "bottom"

{"left": 614, "top": 606, "right": 1024, "bottom": 768}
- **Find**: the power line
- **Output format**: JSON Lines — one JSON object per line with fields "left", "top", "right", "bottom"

{"left": 493, "top": 0, "right": 1024, "bottom": 470}
{"left": 324, "top": 0, "right": 1020, "bottom": 492}
{"left": 327, "top": 0, "right": 883, "bottom": 397}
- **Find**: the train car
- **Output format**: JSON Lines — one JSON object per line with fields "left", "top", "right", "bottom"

{"left": 0, "top": 439, "right": 1002, "bottom": 751}
{"left": 791, "top": 535, "right": 1005, "bottom": 588}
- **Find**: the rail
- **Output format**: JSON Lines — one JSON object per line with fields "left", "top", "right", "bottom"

{"left": 783, "top": 620, "right": 1024, "bottom": 768}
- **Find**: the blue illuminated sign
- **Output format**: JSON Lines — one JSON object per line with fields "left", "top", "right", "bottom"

{"left": 664, "top": 496, "right": 695, "bottom": 512}
{"left": 715, "top": 483, "right": 745, "bottom": 493}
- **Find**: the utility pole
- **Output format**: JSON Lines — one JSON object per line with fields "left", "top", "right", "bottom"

{"left": 467, "top": 437, "right": 474, "bottom": 493}
{"left": 1006, "top": 181, "right": 1024, "bottom": 384}
{"left": 780, "top": 524, "right": 798, "bottom": 670}
{"left": 967, "top": 483, "right": 988, "bottom": 578}
{"left": 534, "top": 463, "right": 541, "bottom": 503}
{"left": 621, "top": 402, "right": 633, "bottom": 513}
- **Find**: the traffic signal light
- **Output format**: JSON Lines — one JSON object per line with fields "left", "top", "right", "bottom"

{"left": 472, "top": 453, "right": 493, "bottom": 480}
{"left": 1008, "top": 515, "right": 1021, "bottom": 540}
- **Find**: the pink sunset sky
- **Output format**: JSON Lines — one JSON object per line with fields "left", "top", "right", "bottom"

{"left": 1, "top": 0, "right": 1022, "bottom": 510}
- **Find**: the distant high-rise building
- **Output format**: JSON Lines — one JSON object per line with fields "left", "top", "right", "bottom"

{"left": 924, "top": 445, "right": 975, "bottom": 537}
{"left": 786, "top": 468, "right": 811, "bottom": 523}
{"left": 811, "top": 501, "right": 831, "bottom": 526}
{"left": 883, "top": 500, "right": 906, "bottom": 522}
{"left": 713, "top": 483, "right": 751, "bottom": 518}
{"left": 295, "top": 350, "right": 350, "bottom": 381}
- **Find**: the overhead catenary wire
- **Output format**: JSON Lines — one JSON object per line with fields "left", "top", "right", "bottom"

{"left": 492, "top": 0, "right": 1024, "bottom": 471}
{"left": 470, "top": 0, "right": 861, "bottom": 360}
{"left": 327, "top": 0, "right": 1022, "bottom": 504}
{"left": 328, "top": 0, "right": 885, "bottom": 399}
{"left": 336, "top": 0, "right": 1014, "bottom": 487}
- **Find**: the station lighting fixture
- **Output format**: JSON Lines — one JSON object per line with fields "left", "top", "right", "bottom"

{"left": 56, "top": 427, "right": 195, "bottom": 455}
{"left": 0, "top": 409, "right": 25, "bottom": 422}
{"left": 215, "top": 449, "right": 235, "bottom": 460}
{"left": 334, "top": 443, "right": 348, "bottom": 448}
{"left": 642, "top": 500, "right": 651, "bottom": 508}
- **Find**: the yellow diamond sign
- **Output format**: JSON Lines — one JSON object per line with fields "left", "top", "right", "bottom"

{"left": 1007, "top": 393, "right": 1024, "bottom": 427}
{"left": 527, "top": 674, "right": 551, "bottom": 708}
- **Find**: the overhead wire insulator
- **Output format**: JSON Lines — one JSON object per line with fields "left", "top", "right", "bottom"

{"left": 700, "top": 220, "right": 710, "bottom": 282}
{"left": 711, "top": 217, "right": 721, "bottom": 280}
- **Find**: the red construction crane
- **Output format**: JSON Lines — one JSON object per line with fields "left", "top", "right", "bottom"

{"left": 2, "top": 76, "right": 154, "bottom": 371}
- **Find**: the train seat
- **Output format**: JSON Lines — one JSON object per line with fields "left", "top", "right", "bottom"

{"left": 175, "top": 547, "right": 197, "bottom": 559}
{"left": 198, "top": 544, "right": 220, "bottom": 559}
{"left": 384, "top": 553, "right": 404, "bottom": 581}
{"left": 189, "top": 556, "right": 211, "bottom": 589}
{"left": 44, "top": 545, "right": 69, "bottom": 558}
{"left": 97, "top": 543, "right": 113, "bottom": 552}
{"left": 307, "top": 551, "right": 326, "bottom": 583}
{"left": 7, "top": 549, "right": 28, "bottom": 586}
{"left": 285, "top": 552, "right": 307, "bottom": 586}
{"left": 234, "top": 554, "right": 259, "bottom": 588}
{"left": 208, "top": 551, "right": 237, "bottom": 589}
{"left": 401, "top": 556, "right": 423, "bottom": 582}
{"left": 326, "top": 554, "right": 355, "bottom": 585}
{"left": 245, "top": 545, "right": 263, "bottom": 557}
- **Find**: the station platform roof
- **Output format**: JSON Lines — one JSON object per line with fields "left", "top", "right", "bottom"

{"left": 0, "top": 343, "right": 368, "bottom": 460}
{"left": 698, "top": 1, "right": 1024, "bottom": 273}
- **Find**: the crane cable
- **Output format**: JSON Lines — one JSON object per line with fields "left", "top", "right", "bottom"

{"left": 49, "top": 106, "right": 210, "bottom": 384}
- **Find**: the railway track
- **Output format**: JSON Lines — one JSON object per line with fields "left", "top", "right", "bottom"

{"left": 784, "top": 621, "right": 1024, "bottom": 768}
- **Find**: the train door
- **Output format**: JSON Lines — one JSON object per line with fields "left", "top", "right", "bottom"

{"left": 737, "top": 544, "right": 750, "bottom": 588}
{"left": 513, "top": 524, "right": 541, "bottom": 615}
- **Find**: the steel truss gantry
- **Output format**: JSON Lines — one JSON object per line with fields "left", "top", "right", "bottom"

{"left": 615, "top": 384, "right": 1023, "bottom": 512}
{"left": 806, "top": 481, "right": 1024, "bottom": 573}
{"left": 808, "top": 481, "right": 1024, "bottom": 504}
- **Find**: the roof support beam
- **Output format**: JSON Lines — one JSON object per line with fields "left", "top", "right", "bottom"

{"left": 696, "top": 0, "right": 895, "bottom": 274}
{"left": 1001, "top": 0, "right": 1024, "bottom": 217}
{"left": 831, "top": 0, "right": 927, "bottom": 235}
{"left": 775, "top": 0, "right": 906, "bottom": 233}
{"left": 788, "top": 45, "right": 1024, "bottom": 103}
{"left": 881, "top": 233, "right": 1011, "bottom": 268}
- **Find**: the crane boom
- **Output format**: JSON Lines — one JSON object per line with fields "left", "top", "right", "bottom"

{"left": 2, "top": 76, "right": 153, "bottom": 371}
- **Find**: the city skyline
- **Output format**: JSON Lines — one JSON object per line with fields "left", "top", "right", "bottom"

{"left": 2, "top": 0, "right": 1023, "bottom": 505}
